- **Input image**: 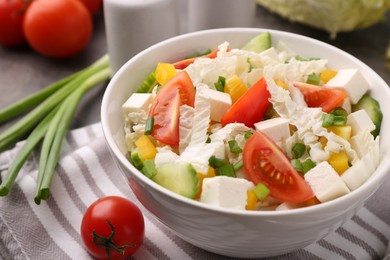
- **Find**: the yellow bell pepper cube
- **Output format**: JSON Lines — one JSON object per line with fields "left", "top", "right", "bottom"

{"left": 327, "top": 125, "right": 352, "bottom": 141}
{"left": 327, "top": 152, "right": 349, "bottom": 175}
{"left": 224, "top": 75, "right": 248, "bottom": 103}
{"left": 134, "top": 135, "right": 157, "bottom": 161}
{"left": 320, "top": 69, "right": 337, "bottom": 84}
{"left": 155, "top": 62, "right": 177, "bottom": 85}
{"left": 246, "top": 190, "right": 258, "bottom": 210}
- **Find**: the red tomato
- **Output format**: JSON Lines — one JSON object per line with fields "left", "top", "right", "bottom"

{"left": 148, "top": 71, "right": 195, "bottom": 145}
{"left": 78, "top": 0, "right": 102, "bottom": 16}
{"left": 80, "top": 196, "right": 145, "bottom": 259}
{"left": 173, "top": 49, "right": 219, "bottom": 70}
{"left": 293, "top": 82, "right": 347, "bottom": 113}
{"left": 243, "top": 131, "right": 314, "bottom": 203}
{"left": 221, "top": 77, "right": 271, "bottom": 127}
{"left": 0, "top": 0, "right": 29, "bottom": 47}
{"left": 23, "top": 0, "right": 92, "bottom": 58}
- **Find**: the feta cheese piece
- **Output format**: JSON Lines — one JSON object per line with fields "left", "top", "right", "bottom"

{"left": 254, "top": 117, "right": 290, "bottom": 143}
{"left": 200, "top": 176, "right": 254, "bottom": 210}
{"left": 122, "top": 93, "right": 153, "bottom": 116}
{"left": 304, "top": 161, "right": 350, "bottom": 203}
{"left": 325, "top": 69, "right": 369, "bottom": 104}
{"left": 347, "top": 109, "right": 375, "bottom": 136}
{"left": 202, "top": 88, "right": 232, "bottom": 122}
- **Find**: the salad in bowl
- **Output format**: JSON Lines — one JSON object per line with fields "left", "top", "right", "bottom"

{"left": 121, "top": 32, "right": 382, "bottom": 212}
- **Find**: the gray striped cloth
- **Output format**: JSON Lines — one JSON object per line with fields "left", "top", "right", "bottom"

{"left": 0, "top": 123, "right": 389, "bottom": 260}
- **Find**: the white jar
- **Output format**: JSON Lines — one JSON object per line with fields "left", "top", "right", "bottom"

{"left": 104, "top": 0, "right": 180, "bottom": 74}
{"left": 188, "top": 0, "right": 257, "bottom": 32}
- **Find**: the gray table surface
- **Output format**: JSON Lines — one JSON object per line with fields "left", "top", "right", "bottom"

{"left": 1, "top": 4, "right": 390, "bottom": 133}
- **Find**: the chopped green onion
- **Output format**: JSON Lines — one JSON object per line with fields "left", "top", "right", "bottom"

{"left": 228, "top": 139, "right": 242, "bottom": 154}
{"left": 292, "top": 143, "right": 306, "bottom": 159}
{"left": 142, "top": 160, "right": 158, "bottom": 179}
{"left": 144, "top": 117, "right": 154, "bottom": 135}
{"left": 206, "top": 136, "right": 211, "bottom": 143}
{"left": 208, "top": 155, "right": 227, "bottom": 168}
{"left": 307, "top": 73, "right": 321, "bottom": 85}
{"left": 253, "top": 182, "right": 270, "bottom": 200}
{"left": 233, "top": 160, "right": 243, "bottom": 172}
{"left": 130, "top": 149, "right": 143, "bottom": 170}
{"left": 214, "top": 76, "right": 226, "bottom": 92}
{"left": 330, "top": 107, "right": 348, "bottom": 117}
{"left": 302, "top": 159, "right": 316, "bottom": 174}
{"left": 244, "top": 130, "right": 253, "bottom": 140}
{"left": 217, "top": 164, "right": 236, "bottom": 178}
{"left": 291, "top": 159, "right": 303, "bottom": 173}
{"left": 321, "top": 113, "right": 347, "bottom": 127}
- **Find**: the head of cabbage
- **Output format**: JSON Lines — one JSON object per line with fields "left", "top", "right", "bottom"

{"left": 257, "top": 0, "right": 390, "bottom": 38}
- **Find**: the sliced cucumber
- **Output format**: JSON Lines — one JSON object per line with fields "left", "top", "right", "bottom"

{"left": 242, "top": 32, "right": 271, "bottom": 53}
{"left": 352, "top": 94, "right": 383, "bottom": 137}
{"left": 136, "top": 71, "right": 157, "bottom": 93}
{"left": 152, "top": 162, "right": 199, "bottom": 199}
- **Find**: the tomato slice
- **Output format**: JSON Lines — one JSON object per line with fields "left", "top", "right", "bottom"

{"left": 294, "top": 82, "right": 347, "bottom": 113}
{"left": 243, "top": 131, "right": 314, "bottom": 203}
{"left": 221, "top": 77, "right": 271, "bottom": 127}
{"left": 173, "top": 49, "right": 219, "bottom": 70}
{"left": 148, "top": 71, "right": 195, "bottom": 145}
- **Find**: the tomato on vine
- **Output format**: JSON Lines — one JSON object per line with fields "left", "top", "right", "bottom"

{"left": 80, "top": 196, "right": 145, "bottom": 259}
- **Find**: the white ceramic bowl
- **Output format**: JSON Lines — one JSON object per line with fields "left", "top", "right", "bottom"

{"left": 101, "top": 28, "right": 390, "bottom": 258}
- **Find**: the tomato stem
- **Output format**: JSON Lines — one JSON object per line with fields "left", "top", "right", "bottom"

{"left": 92, "top": 219, "right": 135, "bottom": 259}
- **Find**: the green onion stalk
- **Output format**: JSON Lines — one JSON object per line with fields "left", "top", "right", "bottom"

{"left": 0, "top": 55, "right": 111, "bottom": 204}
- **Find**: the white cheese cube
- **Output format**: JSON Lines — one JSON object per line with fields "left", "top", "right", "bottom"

{"left": 122, "top": 93, "right": 153, "bottom": 116}
{"left": 325, "top": 69, "right": 369, "bottom": 104}
{"left": 304, "top": 161, "right": 350, "bottom": 203}
{"left": 347, "top": 109, "right": 375, "bottom": 136}
{"left": 258, "top": 47, "right": 281, "bottom": 65}
{"left": 200, "top": 176, "right": 254, "bottom": 210}
{"left": 202, "top": 88, "right": 232, "bottom": 122}
{"left": 254, "top": 117, "right": 290, "bottom": 143}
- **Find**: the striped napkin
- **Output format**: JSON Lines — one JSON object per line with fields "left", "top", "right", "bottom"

{"left": 0, "top": 123, "right": 389, "bottom": 260}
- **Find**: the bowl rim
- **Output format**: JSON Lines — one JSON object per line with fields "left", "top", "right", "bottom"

{"left": 101, "top": 27, "right": 390, "bottom": 217}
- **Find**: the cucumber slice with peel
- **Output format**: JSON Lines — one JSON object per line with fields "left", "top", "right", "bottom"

{"left": 152, "top": 162, "right": 199, "bottom": 199}
{"left": 242, "top": 32, "right": 271, "bottom": 53}
{"left": 352, "top": 94, "right": 382, "bottom": 137}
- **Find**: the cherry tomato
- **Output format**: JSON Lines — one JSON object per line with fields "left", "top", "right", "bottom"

{"left": 293, "top": 82, "right": 347, "bottom": 113}
{"left": 78, "top": 0, "right": 102, "bottom": 16}
{"left": 0, "top": 0, "right": 29, "bottom": 47}
{"left": 81, "top": 196, "right": 145, "bottom": 259}
{"left": 23, "top": 0, "right": 92, "bottom": 58}
{"left": 148, "top": 71, "right": 195, "bottom": 145}
{"left": 243, "top": 131, "right": 314, "bottom": 203}
{"left": 221, "top": 77, "right": 271, "bottom": 127}
{"left": 173, "top": 49, "right": 219, "bottom": 70}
